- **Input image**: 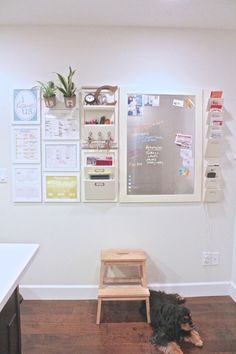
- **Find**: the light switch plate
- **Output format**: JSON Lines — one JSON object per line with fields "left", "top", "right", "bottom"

{"left": 0, "top": 168, "right": 8, "bottom": 183}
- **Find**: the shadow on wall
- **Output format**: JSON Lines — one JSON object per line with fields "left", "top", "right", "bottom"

{"left": 146, "top": 254, "right": 182, "bottom": 284}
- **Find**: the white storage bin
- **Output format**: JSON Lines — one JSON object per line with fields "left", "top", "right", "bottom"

{"left": 84, "top": 180, "right": 116, "bottom": 201}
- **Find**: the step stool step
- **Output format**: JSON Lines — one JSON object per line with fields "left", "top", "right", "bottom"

{"left": 98, "top": 287, "right": 150, "bottom": 299}
{"left": 101, "top": 249, "right": 146, "bottom": 262}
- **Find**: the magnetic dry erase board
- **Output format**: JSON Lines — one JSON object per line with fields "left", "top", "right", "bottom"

{"left": 119, "top": 89, "right": 202, "bottom": 202}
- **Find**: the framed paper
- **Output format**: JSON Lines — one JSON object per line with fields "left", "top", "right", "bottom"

{"left": 43, "top": 142, "right": 80, "bottom": 171}
{"left": 13, "top": 89, "right": 40, "bottom": 124}
{"left": 12, "top": 126, "right": 41, "bottom": 164}
{"left": 12, "top": 165, "right": 42, "bottom": 202}
{"left": 43, "top": 173, "right": 80, "bottom": 202}
{"left": 43, "top": 109, "right": 79, "bottom": 140}
{"left": 119, "top": 88, "right": 203, "bottom": 202}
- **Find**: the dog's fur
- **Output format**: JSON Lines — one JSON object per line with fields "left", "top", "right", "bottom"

{"left": 141, "top": 290, "right": 203, "bottom": 354}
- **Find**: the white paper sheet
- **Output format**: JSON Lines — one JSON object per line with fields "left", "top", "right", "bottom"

{"left": 12, "top": 126, "right": 41, "bottom": 163}
{"left": 44, "top": 143, "right": 79, "bottom": 171}
{"left": 13, "top": 166, "right": 41, "bottom": 202}
{"left": 43, "top": 110, "right": 79, "bottom": 140}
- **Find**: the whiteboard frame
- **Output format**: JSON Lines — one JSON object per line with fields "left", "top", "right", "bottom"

{"left": 119, "top": 88, "right": 203, "bottom": 203}
{"left": 42, "top": 141, "right": 80, "bottom": 172}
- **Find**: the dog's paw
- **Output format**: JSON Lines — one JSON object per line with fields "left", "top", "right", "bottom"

{"left": 186, "top": 330, "right": 203, "bottom": 348}
{"left": 194, "top": 338, "right": 203, "bottom": 347}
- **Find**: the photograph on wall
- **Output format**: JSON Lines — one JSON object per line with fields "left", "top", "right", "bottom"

{"left": 43, "top": 110, "right": 79, "bottom": 140}
{"left": 127, "top": 95, "right": 143, "bottom": 116}
{"left": 144, "top": 95, "right": 160, "bottom": 107}
{"left": 12, "top": 126, "right": 41, "bottom": 163}
{"left": 12, "top": 165, "right": 42, "bottom": 202}
{"left": 43, "top": 142, "right": 80, "bottom": 171}
{"left": 13, "top": 89, "right": 40, "bottom": 124}
{"left": 43, "top": 173, "right": 80, "bottom": 202}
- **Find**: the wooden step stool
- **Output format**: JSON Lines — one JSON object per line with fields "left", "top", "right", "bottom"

{"left": 96, "top": 249, "right": 150, "bottom": 324}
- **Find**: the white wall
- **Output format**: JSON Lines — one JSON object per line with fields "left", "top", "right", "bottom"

{"left": 0, "top": 26, "right": 236, "bottom": 298}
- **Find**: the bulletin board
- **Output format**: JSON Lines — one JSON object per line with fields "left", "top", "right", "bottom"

{"left": 119, "top": 89, "right": 202, "bottom": 202}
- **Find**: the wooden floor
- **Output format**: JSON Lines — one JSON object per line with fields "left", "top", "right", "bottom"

{"left": 21, "top": 296, "right": 236, "bottom": 354}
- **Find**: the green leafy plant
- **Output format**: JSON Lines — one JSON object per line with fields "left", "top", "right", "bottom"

{"left": 55, "top": 66, "right": 76, "bottom": 97}
{"left": 36, "top": 80, "right": 57, "bottom": 97}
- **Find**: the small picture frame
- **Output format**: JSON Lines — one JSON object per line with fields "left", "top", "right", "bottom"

{"left": 13, "top": 89, "right": 40, "bottom": 124}
{"left": 43, "top": 172, "right": 80, "bottom": 202}
{"left": 43, "top": 142, "right": 80, "bottom": 171}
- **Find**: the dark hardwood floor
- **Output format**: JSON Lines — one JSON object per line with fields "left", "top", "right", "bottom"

{"left": 21, "top": 296, "right": 236, "bottom": 354}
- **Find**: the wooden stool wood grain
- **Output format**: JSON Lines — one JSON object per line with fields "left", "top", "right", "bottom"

{"left": 96, "top": 249, "right": 150, "bottom": 324}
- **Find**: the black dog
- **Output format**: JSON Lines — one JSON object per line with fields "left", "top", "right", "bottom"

{"left": 141, "top": 290, "right": 203, "bottom": 354}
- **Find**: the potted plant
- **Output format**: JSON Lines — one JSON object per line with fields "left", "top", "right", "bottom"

{"left": 55, "top": 66, "right": 77, "bottom": 108}
{"left": 37, "top": 80, "right": 57, "bottom": 108}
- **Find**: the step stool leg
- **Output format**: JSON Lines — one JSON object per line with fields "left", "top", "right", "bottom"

{"left": 96, "top": 298, "right": 102, "bottom": 324}
{"left": 140, "top": 261, "right": 147, "bottom": 287}
{"left": 145, "top": 298, "right": 151, "bottom": 324}
{"left": 99, "top": 261, "right": 106, "bottom": 288}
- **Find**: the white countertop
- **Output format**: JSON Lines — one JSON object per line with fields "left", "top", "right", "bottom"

{"left": 0, "top": 243, "right": 39, "bottom": 312}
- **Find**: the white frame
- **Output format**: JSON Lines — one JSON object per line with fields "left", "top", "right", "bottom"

{"left": 12, "top": 88, "right": 41, "bottom": 125}
{"left": 42, "top": 108, "right": 79, "bottom": 140}
{"left": 43, "top": 172, "right": 80, "bottom": 202}
{"left": 81, "top": 149, "right": 118, "bottom": 202}
{"left": 43, "top": 141, "right": 80, "bottom": 171}
{"left": 80, "top": 88, "right": 118, "bottom": 148}
{"left": 11, "top": 126, "right": 41, "bottom": 164}
{"left": 119, "top": 88, "right": 203, "bottom": 203}
{"left": 12, "top": 165, "right": 42, "bottom": 202}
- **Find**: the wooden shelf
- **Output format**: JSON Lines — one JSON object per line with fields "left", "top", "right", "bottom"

{"left": 83, "top": 105, "right": 116, "bottom": 111}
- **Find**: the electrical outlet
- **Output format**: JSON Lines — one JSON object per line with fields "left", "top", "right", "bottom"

{"left": 202, "top": 252, "right": 220, "bottom": 266}
{"left": 211, "top": 252, "right": 220, "bottom": 265}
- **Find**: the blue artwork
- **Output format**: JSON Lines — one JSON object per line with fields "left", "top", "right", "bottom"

{"left": 13, "top": 89, "right": 39, "bottom": 123}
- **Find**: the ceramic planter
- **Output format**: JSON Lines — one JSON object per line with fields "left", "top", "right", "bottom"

{"left": 64, "top": 95, "right": 76, "bottom": 108}
{"left": 44, "top": 95, "right": 56, "bottom": 108}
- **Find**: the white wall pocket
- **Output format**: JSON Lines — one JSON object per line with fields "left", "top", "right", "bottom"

{"left": 204, "top": 188, "right": 223, "bottom": 202}
{"left": 205, "top": 138, "right": 222, "bottom": 157}
{"left": 205, "top": 177, "right": 220, "bottom": 189}
{"left": 81, "top": 149, "right": 118, "bottom": 202}
{"left": 204, "top": 91, "right": 224, "bottom": 203}
{"left": 84, "top": 180, "right": 116, "bottom": 201}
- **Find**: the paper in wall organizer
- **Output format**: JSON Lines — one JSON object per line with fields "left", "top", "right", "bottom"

{"left": 206, "top": 98, "right": 224, "bottom": 111}
{"left": 207, "top": 109, "right": 224, "bottom": 125}
{"left": 205, "top": 163, "right": 220, "bottom": 178}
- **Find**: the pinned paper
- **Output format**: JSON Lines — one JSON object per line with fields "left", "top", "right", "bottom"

{"left": 183, "top": 159, "right": 193, "bottom": 168}
{"left": 173, "top": 99, "right": 184, "bottom": 107}
{"left": 180, "top": 149, "right": 192, "bottom": 159}
{"left": 184, "top": 97, "right": 195, "bottom": 109}
{"left": 144, "top": 95, "right": 160, "bottom": 107}
{"left": 175, "top": 133, "right": 192, "bottom": 149}
{"left": 178, "top": 167, "right": 190, "bottom": 176}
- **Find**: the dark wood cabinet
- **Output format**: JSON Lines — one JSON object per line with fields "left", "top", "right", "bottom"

{"left": 0, "top": 287, "right": 21, "bottom": 354}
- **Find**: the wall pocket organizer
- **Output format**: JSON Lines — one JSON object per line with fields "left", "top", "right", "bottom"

{"left": 80, "top": 86, "right": 119, "bottom": 202}
{"left": 204, "top": 91, "right": 224, "bottom": 202}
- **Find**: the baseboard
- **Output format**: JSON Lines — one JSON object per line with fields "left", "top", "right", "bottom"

{"left": 230, "top": 282, "right": 236, "bottom": 302}
{"left": 20, "top": 281, "right": 232, "bottom": 300}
